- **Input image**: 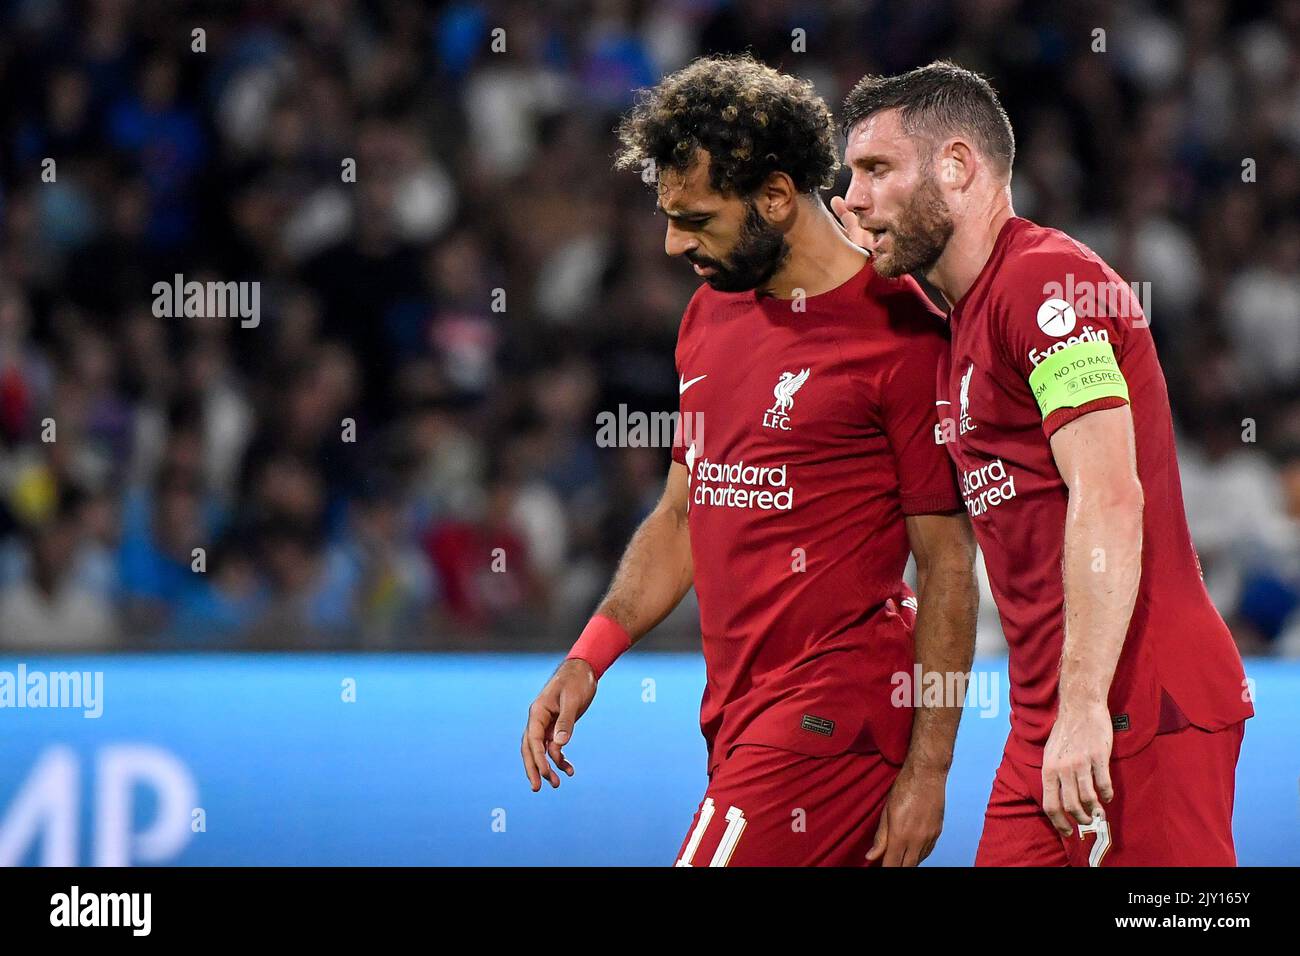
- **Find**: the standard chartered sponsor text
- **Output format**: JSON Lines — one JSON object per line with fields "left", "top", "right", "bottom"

{"left": 692, "top": 458, "right": 794, "bottom": 511}
{"left": 960, "top": 458, "right": 1018, "bottom": 517}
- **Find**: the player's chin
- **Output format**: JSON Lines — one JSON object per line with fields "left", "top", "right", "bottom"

{"left": 703, "top": 272, "right": 754, "bottom": 293}
{"left": 869, "top": 252, "right": 907, "bottom": 280}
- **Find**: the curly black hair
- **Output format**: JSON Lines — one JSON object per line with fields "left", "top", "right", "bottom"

{"left": 615, "top": 55, "right": 839, "bottom": 197}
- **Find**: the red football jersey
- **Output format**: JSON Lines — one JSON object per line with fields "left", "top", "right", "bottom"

{"left": 671, "top": 260, "right": 962, "bottom": 774}
{"left": 939, "top": 216, "right": 1254, "bottom": 765}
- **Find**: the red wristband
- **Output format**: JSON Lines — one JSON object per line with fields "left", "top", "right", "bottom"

{"left": 566, "top": 614, "right": 632, "bottom": 679}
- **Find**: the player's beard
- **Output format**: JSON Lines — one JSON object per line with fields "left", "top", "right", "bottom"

{"left": 871, "top": 167, "right": 954, "bottom": 279}
{"left": 689, "top": 203, "right": 790, "bottom": 293}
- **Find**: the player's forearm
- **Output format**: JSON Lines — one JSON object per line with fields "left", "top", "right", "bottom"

{"left": 595, "top": 503, "right": 693, "bottom": 645}
{"left": 905, "top": 557, "right": 978, "bottom": 772}
{"left": 1058, "top": 483, "right": 1143, "bottom": 710}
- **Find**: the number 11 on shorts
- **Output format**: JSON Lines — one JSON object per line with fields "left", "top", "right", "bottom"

{"left": 676, "top": 799, "right": 748, "bottom": 867}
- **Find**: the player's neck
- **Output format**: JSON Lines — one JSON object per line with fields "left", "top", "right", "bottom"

{"left": 926, "top": 188, "right": 1015, "bottom": 308}
{"left": 761, "top": 200, "right": 868, "bottom": 300}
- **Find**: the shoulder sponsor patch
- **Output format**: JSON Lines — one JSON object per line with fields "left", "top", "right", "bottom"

{"left": 1027, "top": 340, "right": 1129, "bottom": 419}
{"left": 1036, "top": 297, "right": 1077, "bottom": 336}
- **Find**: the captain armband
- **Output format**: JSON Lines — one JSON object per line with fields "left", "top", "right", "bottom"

{"left": 1027, "top": 340, "right": 1129, "bottom": 419}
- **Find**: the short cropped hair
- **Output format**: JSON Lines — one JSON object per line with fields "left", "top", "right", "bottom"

{"left": 841, "top": 60, "right": 1015, "bottom": 174}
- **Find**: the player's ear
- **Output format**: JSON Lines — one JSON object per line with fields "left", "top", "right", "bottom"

{"left": 757, "top": 171, "right": 797, "bottom": 223}
{"left": 939, "top": 140, "right": 975, "bottom": 189}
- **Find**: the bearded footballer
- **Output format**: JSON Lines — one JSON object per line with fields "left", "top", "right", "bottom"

{"left": 836, "top": 61, "right": 1254, "bottom": 866}
{"left": 521, "top": 56, "right": 978, "bottom": 867}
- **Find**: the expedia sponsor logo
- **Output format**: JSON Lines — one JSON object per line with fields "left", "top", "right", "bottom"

{"left": 1036, "top": 297, "right": 1076, "bottom": 336}
{"left": 959, "top": 458, "right": 1018, "bottom": 517}
{"left": 691, "top": 457, "right": 794, "bottom": 511}
{"left": 1029, "top": 325, "right": 1110, "bottom": 367}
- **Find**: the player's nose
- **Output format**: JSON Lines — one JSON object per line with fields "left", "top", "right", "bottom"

{"left": 843, "top": 172, "right": 874, "bottom": 217}
{"left": 664, "top": 223, "right": 695, "bottom": 258}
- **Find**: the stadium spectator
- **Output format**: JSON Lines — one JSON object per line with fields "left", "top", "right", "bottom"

{"left": 0, "top": 0, "right": 1293, "bottom": 652}
{"left": 0, "top": 487, "right": 116, "bottom": 650}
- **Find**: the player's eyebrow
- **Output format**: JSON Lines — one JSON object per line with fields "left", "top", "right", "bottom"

{"left": 849, "top": 152, "right": 890, "bottom": 169}
{"left": 657, "top": 204, "right": 712, "bottom": 221}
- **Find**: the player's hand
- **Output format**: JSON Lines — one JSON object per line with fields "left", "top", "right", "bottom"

{"left": 829, "top": 195, "right": 873, "bottom": 251}
{"left": 521, "top": 659, "right": 597, "bottom": 792}
{"left": 1040, "top": 699, "right": 1115, "bottom": 835}
{"left": 867, "top": 761, "right": 947, "bottom": 866}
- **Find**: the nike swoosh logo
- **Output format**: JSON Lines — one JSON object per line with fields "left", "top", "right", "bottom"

{"left": 679, "top": 374, "right": 708, "bottom": 394}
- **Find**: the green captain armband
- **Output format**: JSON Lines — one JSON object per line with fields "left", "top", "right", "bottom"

{"left": 1027, "top": 340, "right": 1129, "bottom": 419}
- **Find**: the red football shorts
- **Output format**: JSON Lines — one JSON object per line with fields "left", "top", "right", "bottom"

{"left": 673, "top": 744, "right": 900, "bottom": 867}
{"left": 975, "top": 721, "right": 1246, "bottom": 866}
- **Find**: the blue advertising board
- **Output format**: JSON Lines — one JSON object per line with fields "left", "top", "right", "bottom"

{"left": 0, "top": 654, "right": 1295, "bottom": 865}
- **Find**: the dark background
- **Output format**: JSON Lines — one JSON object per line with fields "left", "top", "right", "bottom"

{"left": 0, "top": 0, "right": 1296, "bottom": 653}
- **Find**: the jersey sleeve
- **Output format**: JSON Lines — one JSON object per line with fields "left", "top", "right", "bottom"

{"left": 996, "top": 250, "right": 1137, "bottom": 438}
{"left": 671, "top": 332, "right": 686, "bottom": 465}
{"left": 670, "top": 399, "right": 688, "bottom": 465}
{"left": 671, "top": 290, "right": 704, "bottom": 466}
{"left": 880, "top": 328, "right": 963, "bottom": 516}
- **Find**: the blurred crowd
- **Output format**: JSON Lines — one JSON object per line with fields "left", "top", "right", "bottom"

{"left": 0, "top": 0, "right": 1296, "bottom": 652}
